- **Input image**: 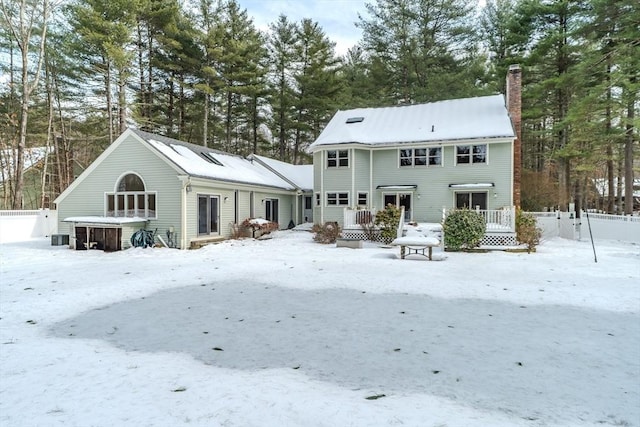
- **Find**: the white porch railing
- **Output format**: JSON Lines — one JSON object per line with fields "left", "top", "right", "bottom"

{"left": 443, "top": 206, "right": 516, "bottom": 232}
{"left": 343, "top": 208, "right": 378, "bottom": 228}
{"left": 345, "top": 206, "right": 516, "bottom": 232}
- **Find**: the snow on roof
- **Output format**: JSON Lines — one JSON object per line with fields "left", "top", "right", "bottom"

{"left": 131, "top": 130, "right": 295, "bottom": 190}
{"left": 63, "top": 216, "right": 149, "bottom": 224}
{"left": 308, "top": 95, "right": 515, "bottom": 151}
{"left": 1, "top": 147, "right": 53, "bottom": 183}
{"left": 250, "top": 155, "right": 313, "bottom": 191}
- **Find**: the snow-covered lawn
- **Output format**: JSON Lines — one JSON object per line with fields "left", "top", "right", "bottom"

{"left": 1, "top": 231, "right": 638, "bottom": 427}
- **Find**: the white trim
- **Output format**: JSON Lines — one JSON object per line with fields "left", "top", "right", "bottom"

{"left": 454, "top": 143, "right": 488, "bottom": 166}
{"left": 54, "top": 129, "right": 184, "bottom": 205}
{"left": 448, "top": 183, "right": 495, "bottom": 189}
{"left": 308, "top": 137, "right": 514, "bottom": 153}
{"left": 113, "top": 171, "right": 147, "bottom": 192}
{"left": 356, "top": 191, "right": 369, "bottom": 207}
{"left": 325, "top": 149, "right": 350, "bottom": 169}
{"left": 325, "top": 191, "right": 350, "bottom": 207}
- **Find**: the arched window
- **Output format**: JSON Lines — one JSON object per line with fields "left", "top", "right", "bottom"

{"left": 106, "top": 173, "right": 156, "bottom": 219}
{"left": 117, "top": 174, "right": 145, "bottom": 192}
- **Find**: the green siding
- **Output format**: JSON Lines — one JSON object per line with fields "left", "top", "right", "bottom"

{"left": 314, "top": 141, "right": 514, "bottom": 224}
{"left": 58, "top": 132, "right": 302, "bottom": 249}
{"left": 57, "top": 133, "right": 183, "bottom": 248}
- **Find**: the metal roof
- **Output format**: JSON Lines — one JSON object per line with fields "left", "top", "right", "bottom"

{"left": 309, "top": 95, "right": 515, "bottom": 151}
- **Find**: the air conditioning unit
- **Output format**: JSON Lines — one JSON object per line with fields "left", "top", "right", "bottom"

{"left": 51, "top": 234, "right": 69, "bottom": 246}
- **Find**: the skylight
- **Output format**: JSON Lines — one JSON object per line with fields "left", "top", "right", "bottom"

{"left": 346, "top": 117, "right": 364, "bottom": 124}
{"left": 200, "top": 152, "right": 223, "bottom": 166}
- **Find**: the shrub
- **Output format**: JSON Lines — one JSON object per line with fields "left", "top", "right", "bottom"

{"left": 240, "top": 218, "right": 279, "bottom": 238}
{"left": 516, "top": 209, "right": 542, "bottom": 253}
{"left": 374, "top": 204, "right": 401, "bottom": 244}
{"left": 443, "top": 209, "right": 486, "bottom": 250}
{"left": 312, "top": 222, "right": 341, "bottom": 244}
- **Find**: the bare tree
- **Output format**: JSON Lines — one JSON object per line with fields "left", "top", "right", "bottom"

{"left": 0, "top": 0, "right": 51, "bottom": 209}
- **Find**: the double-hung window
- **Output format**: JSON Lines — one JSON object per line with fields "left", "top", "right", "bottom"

{"left": 400, "top": 147, "right": 441, "bottom": 167}
{"left": 327, "top": 150, "right": 349, "bottom": 167}
{"left": 456, "top": 144, "right": 487, "bottom": 164}
{"left": 326, "top": 192, "right": 349, "bottom": 206}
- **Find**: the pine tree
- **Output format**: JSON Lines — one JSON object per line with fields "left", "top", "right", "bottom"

{"left": 357, "top": 0, "right": 484, "bottom": 104}
{"left": 266, "top": 14, "right": 298, "bottom": 161}
{"left": 291, "top": 18, "right": 342, "bottom": 163}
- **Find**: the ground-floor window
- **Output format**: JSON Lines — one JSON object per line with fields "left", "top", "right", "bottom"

{"left": 198, "top": 195, "right": 219, "bottom": 235}
{"left": 455, "top": 192, "right": 487, "bottom": 210}
{"left": 265, "top": 198, "right": 279, "bottom": 223}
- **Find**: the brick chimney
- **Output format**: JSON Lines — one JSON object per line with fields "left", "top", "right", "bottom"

{"left": 506, "top": 64, "right": 522, "bottom": 209}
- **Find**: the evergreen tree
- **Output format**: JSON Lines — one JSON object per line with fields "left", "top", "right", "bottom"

{"left": 66, "top": 0, "right": 136, "bottom": 143}
{"left": 358, "top": 0, "right": 485, "bottom": 104}
{"left": 266, "top": 14, "right": 298, "bottom": 161}
{"left": 291, "top": 18, "right": 341, "bottom": 163}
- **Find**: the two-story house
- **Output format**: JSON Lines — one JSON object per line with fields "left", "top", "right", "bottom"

{"left": 308, "top": 66, "right": 522, "bottom": 246}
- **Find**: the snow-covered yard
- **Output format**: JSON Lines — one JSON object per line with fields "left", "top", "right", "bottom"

{"left": 1, "top": 231, "right": 638, "bottom": 427}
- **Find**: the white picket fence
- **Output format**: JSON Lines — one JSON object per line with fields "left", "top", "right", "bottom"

{"left": 0, "top": 209, "right": 58, "bottom": 243}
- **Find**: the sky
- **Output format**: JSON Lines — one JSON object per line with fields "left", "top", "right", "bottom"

{"left": 235, "top": 0, "right": 487, "bottom": 56}
{"left": 1, "top": 229, "right": 638, "bottom": 426}
{"left": 236, "top": 0, "right": 368, "bottom": 55}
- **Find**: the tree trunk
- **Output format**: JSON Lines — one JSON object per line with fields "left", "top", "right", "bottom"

{"left": 624, "top": 79, "right": 636, "bottom": 215}
{"left": 8, "top": 0, "right": 50, "bottom": 209}
{"left": 605, "top": 61, "right": 615, "bottom": 213}
{"left": 203, "top": 91, "right": 209, "bottom": 147}
{"left": 118, "top": 68, "right": 127, "bottom": 134}
{"left": 105, "top": 58, "right": 113, "bottom": 143}
{"left": 137, "top": 22, "right": 146, "bottom": 129}
{"left": 41, "top": 50, "right": 55, "bottom": 209}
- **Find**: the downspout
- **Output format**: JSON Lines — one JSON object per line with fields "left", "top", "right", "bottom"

{"left": 179, "top": 176, "right": 190, "bottom": 250}
{"left": 351, "top": 148, "right": 355, "bottom": 208}
{"left": 369, "top": 150, "right": 373, "bottom": 209}
{"left": 295, "top": 190, "right": 300, "bottom": 225}
{"left": 320, "top": 151, "right": 324, "bottom": 223}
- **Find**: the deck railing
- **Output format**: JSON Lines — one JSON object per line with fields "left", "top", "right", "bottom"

{"left": 343, "top": 208, "right": 378, "bottom": 229}
{"left": 344, "top": 206, "right": 515, "bottom": 232}
{"left": 443, "top": 206, "right": 516, "bottom": 232}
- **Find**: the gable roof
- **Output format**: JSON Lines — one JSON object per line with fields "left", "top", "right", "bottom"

{"left": 54, "top": 128, "right": 309, "bottom": 205}
{"left": 248, "top": 154, "right": 313, "bottom": 192}
{"left": 308, "top": 94, "right": 515, "bottom": 151}
{"left": 133, "top": 130, "right": 296, "bottom": 190}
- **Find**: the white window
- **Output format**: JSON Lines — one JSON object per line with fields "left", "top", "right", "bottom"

{"left": 357, "top": 192, "right": 368, "bottom": 206}
{"left": 327, "top": 150, "right": 349, "bottom": 167}
{"left": 315, "top": 193, "right": 321, "bottom": 207}
{"left": 456, "top": 144, "right": 487, "bottom": 164}
{"left": 428, "top": 147, "right": 442, "bottom": 165}
{"left": 400, "top": 147, "right": 441, "bottom": 167}
{"left": 326, "top": 192, "right": 349, "bottom": 206}
{"left": 106, "top": 173, "right": 157, "bottom": 218}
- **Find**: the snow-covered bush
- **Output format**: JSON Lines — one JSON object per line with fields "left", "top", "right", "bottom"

{"left": 443, "top": 209, "right": 486, "bottom": 250}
